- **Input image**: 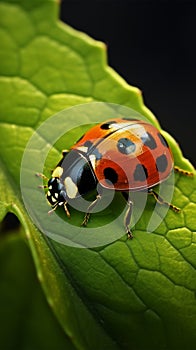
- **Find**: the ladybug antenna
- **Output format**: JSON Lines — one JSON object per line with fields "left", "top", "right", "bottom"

{"left": 35, "top": 172, "right": 49, "bottom": 181}
{"left": 64, "top": 202, "right": 71, "bottom": 218}
{"left": 36, "top": 172, "right": 49, "bottom": 189}
{"left": 38, "top": 184, "right": 48, "bottom": 189}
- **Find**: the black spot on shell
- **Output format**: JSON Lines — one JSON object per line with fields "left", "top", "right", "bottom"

{"left": 104, "top": 167, "right": 118, "bottom": 184}
{"left": 100, "top": 121, "right": 117, "bottom": 129}
{"left": 134, "top": 164, "right": 148, "bottom": 181}
{"left": 157, "top": 133, "right": 169, "bottom": 148}
{"left": 141, "top": 132, "right": 157, "bottom": 150}
{"left": 84, "top": 141, "right": 93, "bottom": 149}
{"left": 117, "top": 138, "right": 136, "bottom": 154}
{"left": 156, "top": 154, "right": 168, "bottom": 173}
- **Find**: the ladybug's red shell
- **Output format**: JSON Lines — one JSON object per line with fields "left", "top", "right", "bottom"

{"left": 72, "top": 118, "right": 173, "bottom": 191}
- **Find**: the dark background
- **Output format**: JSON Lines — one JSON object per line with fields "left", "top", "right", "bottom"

{"left": 60, "top": 0, "right": 195, "bottom": 167}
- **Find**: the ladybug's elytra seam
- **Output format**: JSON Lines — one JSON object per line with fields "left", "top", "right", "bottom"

{"left": 103, "top": 167, "right": 118, "bottom": 184}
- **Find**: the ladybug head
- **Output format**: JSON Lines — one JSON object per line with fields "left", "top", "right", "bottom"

{"left": 46, "top": 177, "right": 67, "bottom": 208}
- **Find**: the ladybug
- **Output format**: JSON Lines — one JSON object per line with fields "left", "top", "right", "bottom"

{"left": 37, "top": 118, "right": 193, "bottom": 238}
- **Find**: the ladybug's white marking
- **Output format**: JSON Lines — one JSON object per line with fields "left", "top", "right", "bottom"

{"left": 52, "top": 166, "right": 63, "bottom": 178}
{"left": 47, "top": 190, "right": 51, "bottom": 196}
{"left": 89, "top": 154, "right": 96, "bottom": 169}
{"left": 51, "top": 196, "right": 57, "bottom": 203}
{"left": 48, "top": 185, "right": 52, "bottom": 190}
{"left": 77, "top": 146, "right": 88, "bottom": 153}
{"left": 129, "top": 124, "right": 146, "bottom": 138}
{"left": 64, "top": 176, "right": 78, "bottom": 199}
{"left": 111, "top": 122, "right": 130, "bottom": 129}
{"left": 55, "top": 193, "right": 59, "bottom": 199}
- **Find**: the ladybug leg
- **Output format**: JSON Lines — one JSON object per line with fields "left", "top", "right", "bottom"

{"left": 81, "top": 212, "right": 90, "bottom": 227}
{"left": 64, "top": 202, "right": 71, "bottom": 218}
{"left": 122, "top": 192, "right": 134, "bottom": 239}
{"left": 81, "top": 194, "right": 102, "bottom": 227}
{"left": 124, "top": 200, "right": 134, "bottom": 239}
{"left": 48, "top": 203, "right": 59, "bottom": 215}
{"left": 48, "top": 201, "right": 70, "bottom": 218}
{"left": 174, "top": 166, "right": 194, "bottom": 177}
{"left": 148, "top": 189, "right": 180, "bottom": 212}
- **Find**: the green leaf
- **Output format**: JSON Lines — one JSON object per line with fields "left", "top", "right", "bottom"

{"left": 0, "top": 230, "right": 76, "bottom": 350}
{"left": 0, "top": 1, "right": 196, "bottom": 350}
